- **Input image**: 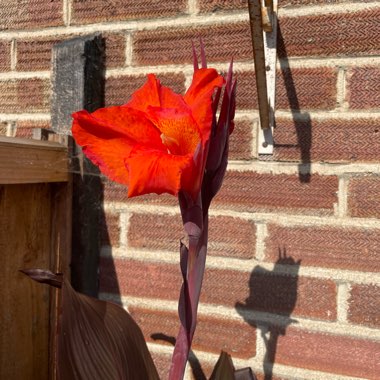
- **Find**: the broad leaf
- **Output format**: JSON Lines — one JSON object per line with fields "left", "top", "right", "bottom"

{"left": 21, "top": 269, "right": 159, "bottom": 380}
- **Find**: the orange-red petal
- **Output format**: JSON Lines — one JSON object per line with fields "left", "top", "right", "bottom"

{"left": 184, "top": 68, "right": 224, "bottom": 106}
{"left": 184, "top": 68, "right": 224, "bottom": 141}
{"left": 72, "top": 107, "right": 163, "bottom": 185}
{"left": 126, "top": 74, "right": 188, "bottom": 113}
{"left": 125, "top": 147, "right": 192, "bottom": 197}
{"left": 146, "top": 107, "right": 201, "bottom": 156}
{"left": 125, "top": 74, "right": 160, "bottom": 112}
{"left": 90, "top": 106, "right": 163, "bottom": 147}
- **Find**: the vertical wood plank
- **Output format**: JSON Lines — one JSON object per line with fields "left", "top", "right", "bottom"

{"left": 49, "top": 181, "right": 73, "bottom": 379}
{"left": 0, "top": 184, "right": 52, "bottom": 380}
{"left": 51, "top": 34, "right": 105, "bottom": 296}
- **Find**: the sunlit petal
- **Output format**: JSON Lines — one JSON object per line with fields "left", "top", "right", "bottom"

{"left": 184, "top": 68, "right": 224, "bottom": 141}
{"left": 125, "top": 147, "right": 192, "bottom": 197}
{"left": 72, "top": 108, "right": 164, "bottom": 185}
{"left": 125, "top": 74, "right": 161, "bottom": 112}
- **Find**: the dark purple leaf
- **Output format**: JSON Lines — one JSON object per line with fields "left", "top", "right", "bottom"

{"left": 209, "top": 351, "right": 235, "bottom": 380}
{"left": 200, "top": 38, "right": 207, "bottom": 69}
{"left": 192, "top": 41, "right": 199, "bottom": 71}
{"left": 22, "top": 269, "right": 159, "bottom": 380}
{"left": 20, "top": 268, "right": 63, "bottom": 288}
{"left": 206, "top": 61, "right": 235, "bottom": 172}
{"left": 234, "top": 367, "right": 257, "bottom": 380}
{"left": 169, "top": 197, "right": 208, "bottom": 380}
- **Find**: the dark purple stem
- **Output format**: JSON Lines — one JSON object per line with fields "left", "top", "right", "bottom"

{"left": 168, "top": 193, "right": 209, "bottom": 380}
{"left": 169, "top": 47, "right": 235, "bottom": 380}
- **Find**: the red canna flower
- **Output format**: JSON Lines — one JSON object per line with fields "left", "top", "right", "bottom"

{"left": 72, "top": 68, "right": 224, "bottom": 199}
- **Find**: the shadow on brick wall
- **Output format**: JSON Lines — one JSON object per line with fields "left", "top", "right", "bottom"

{"left": 276, "top": 25, "right": 312, "bottom": 183}
{"left": 236, "top": 250, "right": 301, "bottom": 380}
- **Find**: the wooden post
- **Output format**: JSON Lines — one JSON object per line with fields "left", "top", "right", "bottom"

{"left": 51, "top": 34, "right": 105, "bottom": 297}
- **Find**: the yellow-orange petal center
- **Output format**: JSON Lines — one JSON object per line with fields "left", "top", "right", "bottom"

{"left": 148, "top": 108, "right": 201, "bottom": 156}
{"left": 160, "top": 133, "right": 180, "bottom": 154}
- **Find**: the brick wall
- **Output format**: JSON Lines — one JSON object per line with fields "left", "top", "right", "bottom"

{"left": 1, "top": 1, "right": 379, "bottom": 379}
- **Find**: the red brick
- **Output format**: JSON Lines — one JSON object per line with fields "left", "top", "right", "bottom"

{"left": 15, "top": 127, "right": 33, "bottom": 139}
{"left": 100, "top": 258, "right": 337, "bottom": 320}
{"left": 274, "top": 117, "right": 380, "bottom": 162}
{"left": 0, "top": 122, "right": 7, "bottom": 136}
{"left": 207, "top": 267, "right": 337, "bottom": 321}
{"left": 0, "top": 41, "right": 11, "bottom": 71}
{"left": 199, "top": 0, "right": 247, "bottom": 13}
{"left": 100, "top": 212, "right": 120, "bottom": 247}
{"left": 274, "top": 327, "right": 380, "bottom": 379}
{"left": 280, "top": 0, "right": 350, "bottom": 4}
{"left": 236, "top": 68, "right": 337, "bottom": 111}
{"left": 278, "top": 8, "right": 380, "bottom": 58}
{"left": 199, "top": 0, "right": 350, "bottom": 12}
{"left": 133, "top": 9, "right": 379, "bottom": 65}
{"left": 129, "top": 307, "right": 256, "bottom": 359}
{"left": 17, "top": 33, "right": 125, "bottom": 71}
{"left": 15, "top": 120, "right": 51, "bottom": 129}
{"left": 348, "top": 284, "right": 380, "bottom": 328}
{"left": 0, "top": 0, "right": 63, "bottom": 30}
{"left": 103, "top": 33, "right": 126, "bottom": 68}
{"left": 277, "top": 67, "right": 337, "bottom": 110}
{"left": 14, "top": 120, "right": 51, "bottom": 139}
{"left": 265, "top": 224, "right": 380, "bottom": 272}
{"left": 348, "top": 175, "right": 380, "bottom": 218}
{"left": 102, "top": 179, "right": 178, "bottom": 207}
{"left": 0, "top": 79, "right": 50, "bottom": 113}
{"left": 128, "top": 213, "right": 183, "bottom": 252}
{"left": 71, "top": 0, "right": 187, "bottom": 24}
{"left": 105, "top": 73, "right": 186, "bottom": 106}
{"left": 347, "top": 66, "right": 380, "bottom": 109}
{"left": 230, "top": 118, "right": 253, "bottom": 161}
{"left": 214, "top": 171, "right": 338, "bottom": 215}
{"left": 128, "top": 213, "right": 256, "bottom": 259}
{"left": 104, "top": 175, "right": 338, "bottom": 220}
{"left": 133, "top": 22, "right": 252, "bottom": 66}
{"left": 99, "top": 257, "right": 182, "bottom": 299}
{"left": 150, "top": 352, "right": 171, "bottom": 380}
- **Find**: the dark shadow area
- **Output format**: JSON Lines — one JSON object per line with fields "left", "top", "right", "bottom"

{"left": 275, "top": 24, "right": 312, "bottom": 183}
{"left": 236, "top": 250, "right": 301, "bottom": 380}
{"left": 96, "top": 179, "right": 122, "bottom": 306}
{"left": 68, "top": 35, "right": 121, "bottom": 305}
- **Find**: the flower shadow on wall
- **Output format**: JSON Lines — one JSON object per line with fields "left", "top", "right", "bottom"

{"left": 275, "top": 24, "right": 312, "bottom": 183}
{"left": 236, "top": 250, "right": 301, "bottom": 380}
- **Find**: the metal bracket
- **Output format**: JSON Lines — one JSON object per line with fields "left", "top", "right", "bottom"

{"left": 248, "top": 0, "right": 278, "bottom": 155}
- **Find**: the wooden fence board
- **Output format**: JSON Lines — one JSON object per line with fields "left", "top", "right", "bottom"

{"left": 0, "top": 184, "right": 52, "bottom": 380}
{"left": 0, "top": 137, "right": 68, "bottom": 184}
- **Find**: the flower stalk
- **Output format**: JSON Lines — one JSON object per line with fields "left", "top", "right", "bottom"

{"left": 169, "top": 46, "right": 236, "bottom": 380}
{"left": 70, "top": 41, "right": 235, "bottom": 380}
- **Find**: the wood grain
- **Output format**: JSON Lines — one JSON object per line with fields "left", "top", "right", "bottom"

{"left": 0, "top": 184, "right": 52, "bottom": 380}
{"left": 0, "top": 137, "right": 68, "bottom": 184}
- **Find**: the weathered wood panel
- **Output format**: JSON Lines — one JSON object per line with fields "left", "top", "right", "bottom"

{"left": 0, "top": 183, "right": 52, "bottom": 380}
{"left": 51, "top": 34, "right": 105, "bottom": 296}
{"left": 0, "top": 136, "right": 68, "bottom": 184}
